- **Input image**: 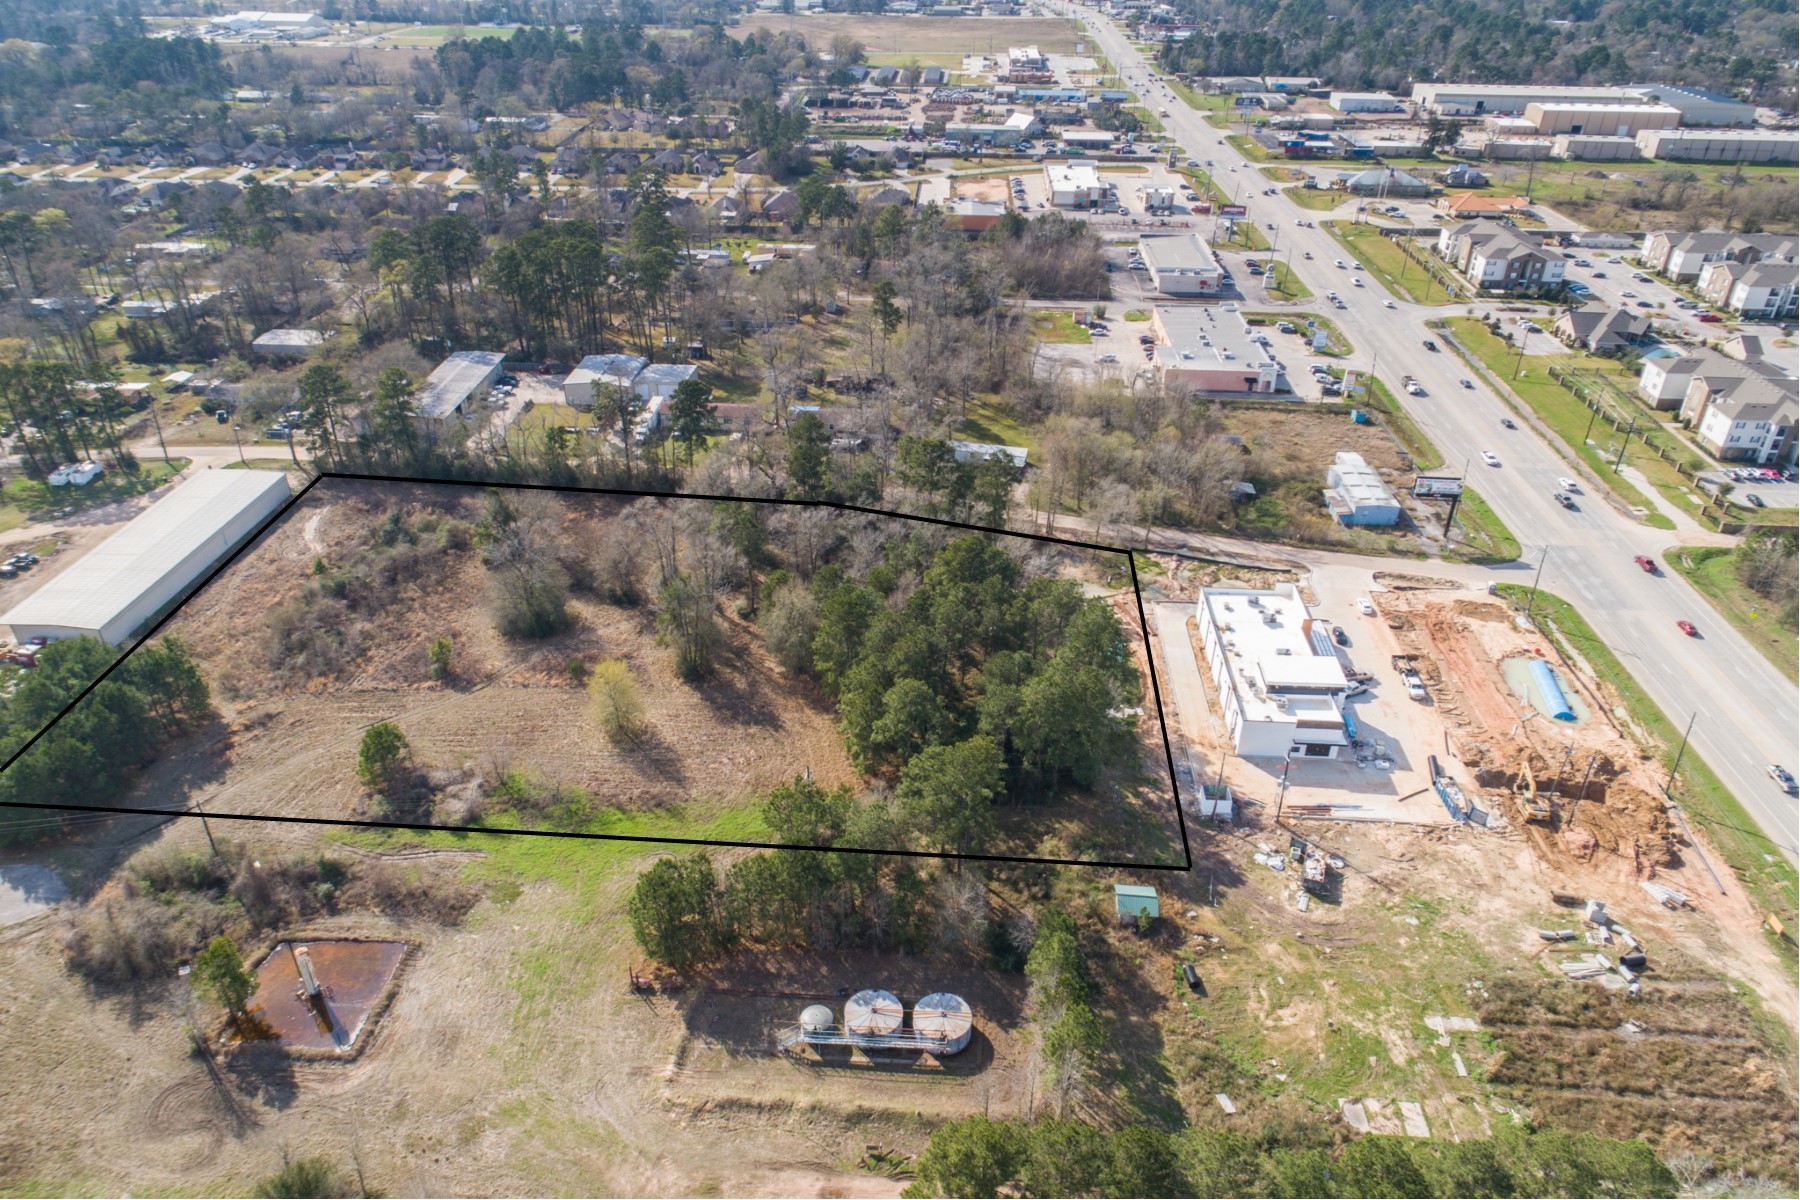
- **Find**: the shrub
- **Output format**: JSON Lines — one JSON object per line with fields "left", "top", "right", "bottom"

{"left": 588, "top": 660, "right": 645, "bottom": 744}
{"left": 427, "top": 636, "right": 453, "bottom": 680}
{"left": 254, "top": 1154, "right": 348, "bottom": 1199}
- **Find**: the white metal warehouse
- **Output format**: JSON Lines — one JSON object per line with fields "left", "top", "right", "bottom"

{"left": 0, "top": 469, "right": 291, "bottom": 646}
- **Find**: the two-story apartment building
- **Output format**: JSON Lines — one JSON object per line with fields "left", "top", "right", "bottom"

{"left": 1679, "top": 373, "right": 1797, "bottom": 465}
{"left": 1696, "top": 260, "right": 1799, "bottom": 321}
{"left": 1437, "top": 222, "right": 1566, "bottom": 292}
{"left": 1639, "top": 231, "right": 1797, "bottom": 283}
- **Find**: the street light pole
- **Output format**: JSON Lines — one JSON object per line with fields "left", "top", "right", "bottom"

{"left": 231, "top": 423, "right": 246, "bottom": 465}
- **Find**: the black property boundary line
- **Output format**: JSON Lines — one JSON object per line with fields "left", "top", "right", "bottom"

{"left": 1, "top": 470, "right": 1194, "bottom": 873}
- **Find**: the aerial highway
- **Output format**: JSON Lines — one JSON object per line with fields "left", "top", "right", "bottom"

{"left": 1063, "top": 4, "right": 1799, "bottom": 863}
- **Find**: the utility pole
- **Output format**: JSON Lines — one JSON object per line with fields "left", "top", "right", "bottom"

{"left": 1613, "top": 413, "right": 1636, "bottom": 472}
{"left": 1513, "top": 326, "right": 1529, "bottom": 379}
{"left": 1525, "top": 545, "right": 1550, "bottom": 620}
{"left": 147, "top": 395, "right": 171, "bottom": 464}
{"left": 1569, "top": 754, "right": 1600, "bottom": 827}
{"left": 1663, "top": 712, "right": 1697, "bottom": 796}
{"left": 230, "top": 422, "right": 246, "bottom": 465}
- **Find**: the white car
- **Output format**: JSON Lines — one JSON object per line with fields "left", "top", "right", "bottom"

{"left": 1355, "top": 597, "right": 1376, "bottom": 616}
{"left": 1482, "top": 451, "right": 1501, "bottom": 467}
{"left": 1383, "top": 300, "right": 1396, "bottom": 309}
{"left": 1558, "top": 477, "right": 1579, "bottom": 491}
{"left": 1352, "top": 278, "right": 1364, "bottom": 287}
{"left": 1097, "top": 353, "right": 1118, "bottom": 363}
{"left": 1334, "top": 259, "right": 1346, "bottom": 268}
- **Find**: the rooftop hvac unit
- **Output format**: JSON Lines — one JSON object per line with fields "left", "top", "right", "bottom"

{"left": 1247, "top": 597, "right": 1261, "bottom": 607}
{"left": 1276, "top": 647, "right": 1292, "bottom": 655}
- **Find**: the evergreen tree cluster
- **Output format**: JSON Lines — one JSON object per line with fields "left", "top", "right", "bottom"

{"left": 0, "top": 636, "right": 212, "bottom": 845}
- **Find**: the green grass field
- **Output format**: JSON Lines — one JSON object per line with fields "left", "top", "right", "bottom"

{"left": 955, "top": 396, "right": 1038, "bottom": 452}
{"left": 1666, "top": 545, "right": 1798, "bottom": 682}
{"left": 1324, "top": 221, "right": 1459, "bottom": 305}
{"left": 1258, "top": 260, "right": 1312, "bottom": 301}
{"left": 1032, "top": 311, "right": 1092, "bottom": 344}
{"left": 1286, "top": 186, "right": 1350, "bottom": 212}
{"left": 0, "top": 458, "right": 187, "bottom": 529}
{"left": 1493, "top": 584, "right": 1798, "bottom": 954}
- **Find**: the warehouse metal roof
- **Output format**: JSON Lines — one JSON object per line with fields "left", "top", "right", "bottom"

{"left": 0, "top": 470, "right": 291, "bottom": 641}
{"left": 416, "top": 350, "right": 505, "bottom": 420}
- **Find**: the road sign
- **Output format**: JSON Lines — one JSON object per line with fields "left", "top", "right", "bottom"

{"left": 1219, "top": 204, "right": 1248, "bottom": 218}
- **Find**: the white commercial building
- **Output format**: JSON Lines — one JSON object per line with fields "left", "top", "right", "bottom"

{"left": 1329, "top": 91, "right": 1401, "bottom": 113}
{"left": 1412, "top": 84, "right": 1647, "bottom": 116}
{"left": 213, "top": 11, "right": 329, "bottom": 34}
{"left": 1523, "top": 103, "right": 1680, "bottom": 137}
{"left": 1, "top": 470, "right": 291, "bottom": 646}
{"left": 1044, "top": 159, "right": 1110, "bottom": 208}
{"left": 416, "top": 350, "right": 505, "bottom": 424}
{"left": 1137, "top": 234, "right": 1223, "bottom": 296}
{"left": 1195, "top": 583, "right": 1350, "bottom": 759}
{"left": 1635, "top": 129, "right": 1799, "bottom": 164}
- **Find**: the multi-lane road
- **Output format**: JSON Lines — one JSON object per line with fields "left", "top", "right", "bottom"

{"left": 1064, "top": 5, "right": 1798, "bottom": 862}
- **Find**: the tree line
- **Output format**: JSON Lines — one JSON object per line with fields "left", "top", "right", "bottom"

{"left": 903, "top": 1115, "right": 1677, "bottom": 1199}
{"left": 627, "top": 777, "right": 1016, "bottom": 973}
{"left": 0, "top": 636, "right": 211, "bottom": 845}
{"left": 1156, "top": 0, "right": 1790, "bottom": 107}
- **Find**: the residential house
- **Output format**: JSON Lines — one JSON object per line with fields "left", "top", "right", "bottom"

{"left": 1440, "top": 163, "right": 1489, "bottom": 188}
{"left": 1554, "top": 304, "right": 1651, "bottom": 354}
{"left": 736, "top": 150, "right": 768, "bottom": 176}
{"left": 602, "top": 150, "right": 640, "bottom": 175}
{"left": 238, "top": 141, "right": 279, "bottom": 167}
{"left": 188, "top": 141, "right": 231, "bottom": 167}
{"left": 1640, "top": 231, "right": 1797, "bottom": 282}
{"left": 711, "top": 192, "right": 748, "bottom": 222}
{"left": 689, "top": 152, "right": 722, "bottom": 178}
{"left": 410, "top": 146, "right": 453, "bottom": 172}
{"left": 550, "top": 145, "right": 587, "bottom": 175}
{"left": 646, "top": 147, "right": 688, "bottom": 173}
{"left": 503, "top": 144, "right": 539, "bottom": 170}
{"left": 140, "top": 181, "right": 193, "bottom": 208}
{"left": 865, "top": 185, "right": 911, "bottom": 208}
{"left": 1680, "top": 373, "right": 1797, "bottom": 465}
{"left": 1698, "top": 260, "right": 1798, "bottom": 320}
{"left": 760, "top": 189, "right": 801, "bottom": 223}
{"left": 1437, "top": 222, "right": 1566, "bottom": 292}
{"left": 522, "top": 116, "right": 552, "bottom": 133}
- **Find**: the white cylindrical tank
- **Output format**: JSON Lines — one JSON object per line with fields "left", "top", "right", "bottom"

{"left": 800, "top": 1004, "right": 834, "bottom": 1033}
{"left": 843, "top": 989, "right": 903, "bottom": 1038}
{"left": 912, "top": 992, "right": 973, "bottom": 1055}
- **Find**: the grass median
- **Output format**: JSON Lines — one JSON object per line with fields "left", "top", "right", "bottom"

{"left": 1323, "top": 221, "right": 1460, "bottom": 305}
{"left": 1493, "top": 583, "right": 1799, "bottom": 952}
{"left": 1441, "top": 317, "right": 1678, "bottom": 531}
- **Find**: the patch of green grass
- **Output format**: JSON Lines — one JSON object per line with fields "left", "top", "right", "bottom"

{"left": 1323, "top": 221, "right": 1459, "bottom": 305}
{"left": 1448, "top": 486, "right": 1522, "bottom": 565}
{"left": 1224, "top": 133, "right": 1270, "bottom": 162}
{"left": 1492, "top": 584, "right": 1798, "bottom": 953}
{"left": 1286, "top": 186, "right": 1350, "bottom": 212}
{"left": 1123, "top": 309, "right": 1151, "bottom": 321}
{"left": 1440, "top": 318, "right": 1676, "bottom": 531}
{"left": 1031, "top": 311, "right": 1092, "bottom": 344}
{"left": 1361, "top": 376, "right": 1441, "bottom": 470}
{"left": 954, "top": 395, "right": 1038, "bottom": 452}
{"left": 1665, "top": 545, "right": 1798, "bottom": 683}
{"left": 1125, "top": 106, "right": 1165, "bottom": 135}
{"left": 0, "top": 458, "right": 187, "bottom": 521}
{"left": 1168, "top": 80, "right": 1230, "bottom": 112}
{"left": 1259, "top": 259, "right": 1312, "bottom": 301}
{"left": 223, "top": 458, "right": 296, "bottom": 471}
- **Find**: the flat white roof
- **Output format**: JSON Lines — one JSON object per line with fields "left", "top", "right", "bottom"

{"left": 0, "top": 470, "right": 290, "bottom": 640}
{"left": 1200, "top": 584, "right": 1347, "bottom": 728}
{"left": 417, "top": 350, "right": 504, "bottom": 419}
{"left": 1153, "top": 306, "right": 1277, "bottom": 373}
{"left": 1139, "top": 234, "right": 1223, "bottom": 278}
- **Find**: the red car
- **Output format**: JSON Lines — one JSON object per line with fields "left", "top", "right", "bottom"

{"left": 1697, "top": 313, "right": 1722, "bottom": 323}
{"left": 1677, "top": 620, "right": 1699, "bottom": 637}
{"left": 1634, "top": 555, "right": 1657, "bottom": 574}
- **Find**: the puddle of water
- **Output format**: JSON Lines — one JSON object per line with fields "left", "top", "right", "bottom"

{"left": 246, "top": 940, "right": 407, "bottom": 1052}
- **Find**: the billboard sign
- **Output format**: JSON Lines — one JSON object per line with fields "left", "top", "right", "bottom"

{"left": 1219, "top": 204, "right": 1248, "bottom": 218}
{"left": 1413, "top": 475, "right": 1465, "bottom": 498}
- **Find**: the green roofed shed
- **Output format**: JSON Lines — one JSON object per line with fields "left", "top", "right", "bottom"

{"left": 1114, "top": 884, "right": 1160, "bottom": 923}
